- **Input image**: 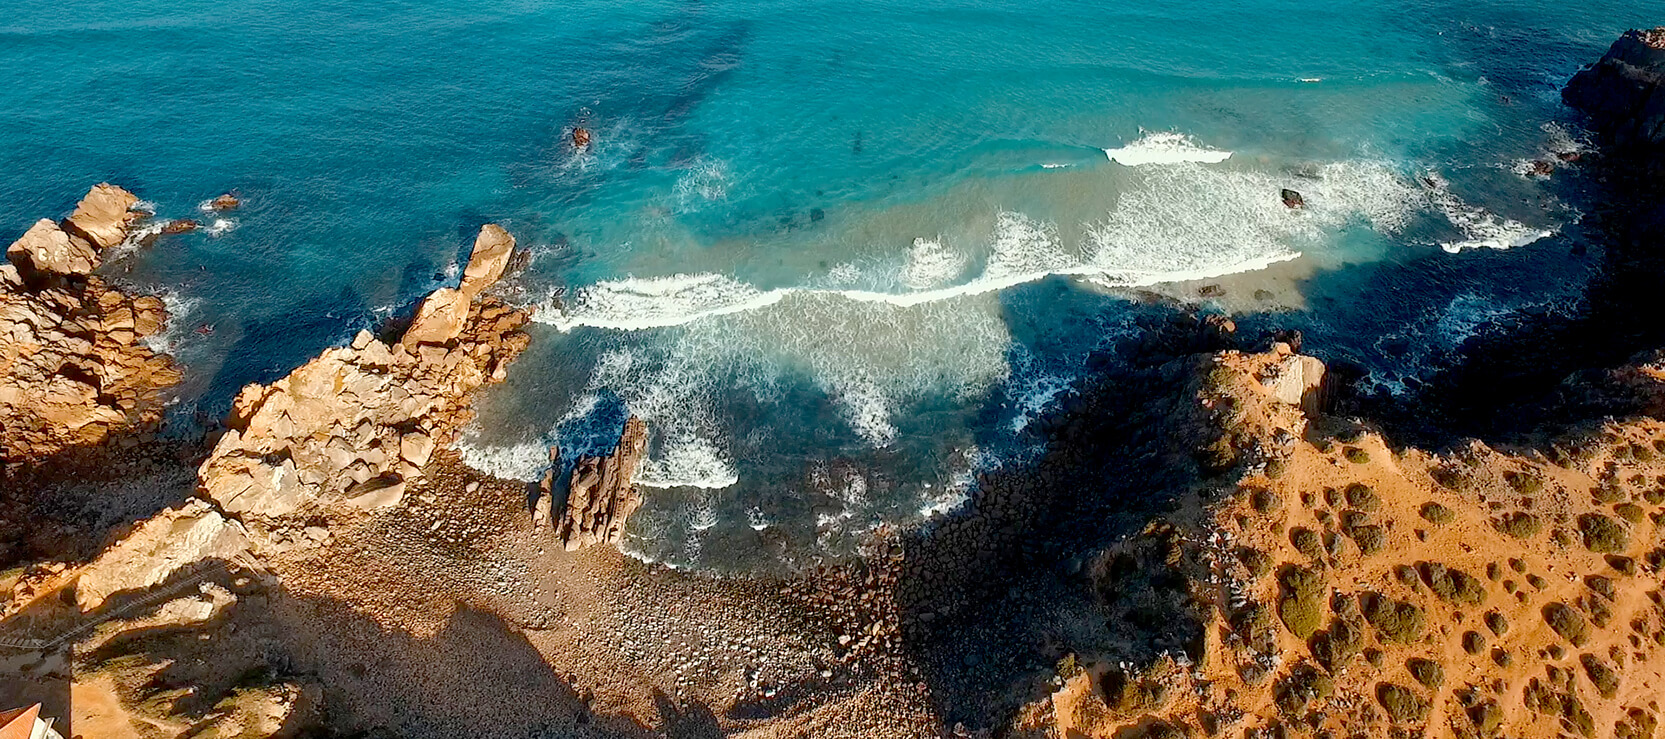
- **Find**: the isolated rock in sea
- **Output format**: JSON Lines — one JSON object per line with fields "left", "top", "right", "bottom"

{"left": 160, "top": 219, "right": 201, "bottom": 235}
{"left": 210, "top": 193, "right": 241, "bottom": 210}
{"left": 573, "top": 127, "right": 592, "bottom": 149}
{"left": 73, "top": 498, "right": 251, "bottom": 611}
{"left": 459, "top": 223, "right": 515, "bottom": 297}
{"left": 63, "top": 182, "right": 142, "bottom": 250}
{"left": 198, "top": 225, "right": 531, "bottom": 519}
{"left": 0, "top": 185, "right": 182, "bottom": 460}
{"left": 1564, "top": 27, "right": 1665, "bottom": 149}
{"left": 555, "top": 417, "right": 648, "bottom": 551}
{"left": 1279, "top": 188, "right": 1305, "bottom": 209}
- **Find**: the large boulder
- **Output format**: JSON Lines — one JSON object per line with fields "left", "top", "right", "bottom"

{"left": 74, "top": 498, "right": 251, "bottom": 611}
{"left": 401, "top": 288, "right": 470, "bottom": 347}
{"left": 1564, "top": 28, "right": 1665, "bottom": 150}
{"left": 458, "top": 224, "right": 516, "bottom": 298}
{"left": 6, "top": 219, "right": 100, "bottom": 276}
{"left": 62, "top": 183, "right": 141, "bottom": 250}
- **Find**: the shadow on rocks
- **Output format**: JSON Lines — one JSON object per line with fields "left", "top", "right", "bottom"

{"left": 55, "top": 557, "right": 714, "bottom": 739}
{"left": 892, "top": 303, "right": 1244, "bottom": 729}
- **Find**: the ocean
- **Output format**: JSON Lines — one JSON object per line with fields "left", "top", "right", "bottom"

{"left": 1, "top": 0, "right": 1653, "bottom": 570}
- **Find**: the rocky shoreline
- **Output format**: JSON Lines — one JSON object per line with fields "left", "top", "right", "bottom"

{"left": 4, "top": 26, "right": 1665, "bottom": 739}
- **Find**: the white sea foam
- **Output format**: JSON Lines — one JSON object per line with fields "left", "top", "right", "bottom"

{"left": 673, "top": 158, "right": 732, "bottom": 210}
{"left": 1105, "top": 132, "right": 1233, "bottom": 167}
{"left": 1422, "top": 173, "right": 1554, "bottom": 252}
{"left": 637, "top": 435, "right": 740, "bottom": 489}
{"left": 138, "top": 290, "right": 201, "bottom": 356}
{"left": 903, "top": 237, "right": 969, "bottom": 289}
{"left": 455, "top": 432, "right": 551, "bottom": 481}
{"left": 539, "top": 273, "right": 787, "bottom": 331}
{"left": 204, "top": 218, "right": 238, "bottom": 236}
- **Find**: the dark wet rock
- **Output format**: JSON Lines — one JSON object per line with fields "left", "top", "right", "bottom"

{"left": 1198, "top": 284, "right": 1225, "bottom": 298}
{"left": 160, "top": 219, "right": 201, "bottom": 235}
{"left": 572, "top": 127, "right": 592, "bottom": 149}
{"left": 1528, "top": 160, "right": 1554, "bottom": 177}
{"left": 1564, "top": 27, "right": 1665, "bottom": 153}
{"left": 209, "top": 193, "right": 241, "bottom": 211}
{"left": 1280, "top": 188, "right": 1306, "bottom": 209}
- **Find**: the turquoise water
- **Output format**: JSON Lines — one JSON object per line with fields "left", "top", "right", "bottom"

{"left": 1, "top": 0, "right": 1654, "bottom": 569}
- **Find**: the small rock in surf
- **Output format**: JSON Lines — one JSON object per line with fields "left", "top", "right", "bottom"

{"left": 1280, "top": 188, "right": 1306, "bottom": 209}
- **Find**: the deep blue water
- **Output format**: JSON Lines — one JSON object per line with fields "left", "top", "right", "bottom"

{"left": 1, "top": 0, "right": 1654, "bottom": 569}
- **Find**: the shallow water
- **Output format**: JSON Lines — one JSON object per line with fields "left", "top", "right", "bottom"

{"left": 1, "top": 0, "right": 1652, "bottom": 570}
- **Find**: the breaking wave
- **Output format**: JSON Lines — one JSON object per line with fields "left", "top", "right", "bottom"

{"left": 1104, "top": 132, "right": 1233, "bottom": 167}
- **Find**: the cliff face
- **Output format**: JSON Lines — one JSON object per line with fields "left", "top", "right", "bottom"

{"left": 197, "top": 225, "right": 531, "bottom": 520}
{"left": 1564, "top": 28, "right": 1665, "bottom": 150}
{"left": 1015, "top": 348, "right": 1665, "bottom": 739}
{"left": 0, "top": 184, "right": 181, "bottom": 461}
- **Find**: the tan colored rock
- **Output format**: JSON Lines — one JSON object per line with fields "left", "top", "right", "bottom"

{"left": 74, "top": 498, "right": 251, "bottom": 611}
{"left": 1261, "top": 353, "right": 1326, "bottom": 417}
{"left": 197, "top": 224, "right": 530, "bottom": 521}
{"left": 458, "top": 224, "right": 516, "bottom": 298}
{"left": 7, "top": 219, "right": 100, "bottom": 276}
{"left": 554, "top": 417, "right": 648, "bottom": 551}
{"left": 62, "top": 183, "right": 140, "bottom": 250}
{"left": 401, "top": 288, "right": 469, "bottom": 347}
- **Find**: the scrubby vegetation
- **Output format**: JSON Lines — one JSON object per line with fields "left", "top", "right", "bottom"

{"left": 1406, "top": 657, "right": 1442, "bottom": 689}
{"left": 1421, "top": 562, "right": 1486, "bottom": 606}
{"left": 1579, "top": 513, "right": 1629, "bottom": 553}
{"left": 1278, "top": 566, "right": 1325, "bottom": 639}
{"left": 1343, "top": 447, "right": 1370, "bottom": 464}
{"left": 1375, "top": 683, "right": 1429, "bottom": 724}
{"left": 1494, "top": 512, "right": 1542, "bottom": 539}
{"left": 1420, "top": 502, "right": 1454, "bottom": 525}
{"left": 1579, "top": 654, "right": 1619, "bottom": 699}
{"left": 1343, "top": 484, "right": 1380, "bottom": 511}
{"left": 1360, "top": 592, "right": 1425, "bottom": 644}
{"left": 1545, "top": 602, "right": 1591, "bottom": 647}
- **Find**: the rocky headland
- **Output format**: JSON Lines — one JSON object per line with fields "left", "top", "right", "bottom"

{"left": 5, "top": 26, "right": 1665, "bottom": 739}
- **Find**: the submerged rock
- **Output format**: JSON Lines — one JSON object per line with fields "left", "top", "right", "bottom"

{"left": 554, "top": 417, "right": 648, "bottom": 551}
{"left": 197, "top": 225, "right": 531, "bottom": 519}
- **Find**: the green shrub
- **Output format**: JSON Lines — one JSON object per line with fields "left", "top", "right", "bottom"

{"left": 1421, "top": 562, "right": 1487, "bottom": 606}
{"left": 1484, "top": 611, "right": 1508, "bottom": 636}
{"left": 1278, "top": 567, "right": 1326, "bottom": 639}
{"left": 1462, "top": 630, "right": 1486, "bottom": 655}
{"left": 1101, "top": 669, "right": 1166, "bottom": 714}
{"left": 1469, "top": 702, "right": 1503, "bottom": 735}
{"left": 1580, "top": 654, "right": 1619, "bottom": 698}
{"left": 1494, "top": 512, "right": 1542, "bottom": 539}
{"left": 1311, "top": 616, "right": 1365, "bottom": 672}
{"left": 1289, "top": 528, "right": 1322, "bottom": 560}
{"left": 1432, "top": 468, "right": 1466, "bottom": 489}
{"left": 1643, "top": 488, "right": 1665, "bottom": 504}
{"left": 1594, "top": 485, "right": 1626, "bottom": 504}
{"left": 1235, "top": 546, "right": 1271, "bottom": 578}
{"left": 1350, "top": 525, "right": 1386, "bottom": 556}
{"left": 1544, "top": 602, "right": 1590, "bottom": 647}
{"left": 1264, "top": 459, "right": 1287, "bottom": 479}
{"left": 1579, "top": 513, "right": 1628, "bottom": 553}
{"left": 1251, "top": 488, "right": 1281, "bottom": 514}
{"left": 1420, "top": 502, "right": 1455, "bottom": 525}
{"left": 1344, "top": 447, "right": 1370, "bottom": 464}
{"left": 1585, "top": 575, "right": 1614, "bottom": 600}
{"left": 1344, "top": 484, "right": 1381, "bottom": 511}
{"left": 1505, "top": 472, "right": 1544, "bottom": 494}
{"left": 1615, "top": 503, "right": 1645, "bottom": 523}
{"left": 1361, "top": 592, "right": 1425, "bottom": 644}
{"left": 1376, "top": 683, "right": 1429, "bottom": 724}
{"left": 1407, "top": 658, "right": 1442, "bottom": 689}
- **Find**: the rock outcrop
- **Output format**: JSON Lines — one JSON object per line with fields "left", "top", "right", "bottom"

{"left": 0, "top": 184, "right": 181, "bottom": 461}
{"left": 549, "top": 417, "right": 648, "bottom": 551}
{"left": 1564, "top": 27, "right": 1665, "bottom": 150}
{"left": 196, "top": 225, "right": 531, "bottom": 519}
{"left": 72, "top": 498, "right": 251, "bottom": 611}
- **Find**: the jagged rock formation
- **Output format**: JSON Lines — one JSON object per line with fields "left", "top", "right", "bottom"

{"left": 73, "top": 498, "right": 251, "bottom": 611}
{"left": 197, "top": 225, "right": 531, "bottom": 519}
{"left": 0, "top": 184, "right": 181, "bottom": 461}
{"left": 1564, "top": 27, "right": 1665, "bottom": 150}
{"left": 546, "top": 417, "right": 648, "bottom": 551}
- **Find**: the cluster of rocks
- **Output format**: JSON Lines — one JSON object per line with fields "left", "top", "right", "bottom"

{"left": 533, "top": 416, "right": 649, "bottom": 550}
{"left": 197, "top": 224, "right": 530, "bottom": 520}
{"left": 1564, "top": 27, "right": 1665, "bottom": 151}
{"left": 0, "top": 184, "right": 181, "bottom": 461}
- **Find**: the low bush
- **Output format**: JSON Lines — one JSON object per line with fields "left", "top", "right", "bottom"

{"left": 1407, "top": 658, "right": 1442, "bottom": 689}
{"left": 1494, "top": 512, "right": 1542, "bottom": 539}
{"left": 1278, "top": 566, "right": 1325, "bottom": 640}
{"left": 1290, "top": 528, "right": 1322, "bottom": 560}
{"left": 1344, "top": 483, "right": 1380, "bottom": 511}
{"left": 1419, "top": 502, "right": 1454, "bottom": 525}
{"left": 1361, "top": 592, "right": 1425, "bottom": 644}
{"left": 1484, "top": 611, "right": 1508, "bottom": 636}
{"left": 1544, "top": 602, "right": 1590, "bottom": 647}
{"left": 1344, "top": 447, "right": 1370, "bottom": 464}
{"left": 1579, "top": 513, "right": 1628, "bottom": 553}
{"left": 1376, "top": 683, "right": 1429, "bottom": 724}
{"left": 1580, "top": 654, "right": 1619, "bottom": 699}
